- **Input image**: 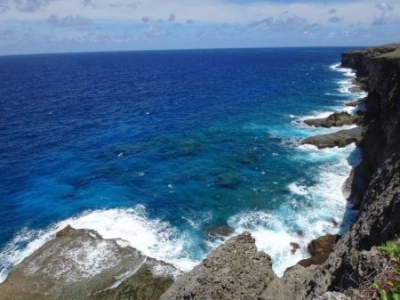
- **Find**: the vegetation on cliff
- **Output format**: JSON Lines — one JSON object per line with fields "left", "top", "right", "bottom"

{"left": 354, "top": 240, "right": 400, "bottom": 300}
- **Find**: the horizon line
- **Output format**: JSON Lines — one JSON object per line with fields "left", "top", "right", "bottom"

{"left": 0, "top": 44, "right": 370, "bottom": 58}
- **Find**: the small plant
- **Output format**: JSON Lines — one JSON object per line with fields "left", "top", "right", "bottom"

{"left": 373, "top": 241, "right": 400, "bottom": 300}
{"left": 380, "top": 242, "right": 400, "bottom": 260}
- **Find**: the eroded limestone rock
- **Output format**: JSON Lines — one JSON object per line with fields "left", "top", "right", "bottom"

{"left": 160, "top": 232, "right": 294, "bottom": 300}
{"left": 0, "top": 225, "right": 177, "bottom": 300}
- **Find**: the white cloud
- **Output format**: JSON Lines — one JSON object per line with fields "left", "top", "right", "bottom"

{"left": 373, "top": 2, "right": 399, "bottom": 25}
{"left": 146, "top": 25, "right": 167, "bottom": 38}
{"left": 48, "top": 14, "right": 92, "bottom": 30}
{"left": 0, "top": 0, "right": 400, "bottom": 54}
{"left": 0, "top": 0, "right": 384, "bottom": 26}
{"left": 249, "top": 13, "right": 307, "bottom": 32}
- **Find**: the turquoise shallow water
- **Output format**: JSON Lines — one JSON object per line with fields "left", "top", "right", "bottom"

{"left": 0, "top": 48, "right": 364, "bottom": 279}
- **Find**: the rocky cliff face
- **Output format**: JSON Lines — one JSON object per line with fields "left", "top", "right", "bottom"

{"left": 160, "top": 45, "right": 400, "bottom": 299}
{"left": 340, "top": 44, "right": 400, "bottom": 89}
{"left": 296, "top": 45, "right": 400, "bottom": 299}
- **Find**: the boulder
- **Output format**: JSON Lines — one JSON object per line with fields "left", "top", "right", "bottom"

{"left": 0, "top": 226, "right": 177, "bottom": 300}
{"left": 297, "top": 234, "right": 340, "bottom": 268}
{"left": 308, "top": 234, "right": 340, "bottom": 256}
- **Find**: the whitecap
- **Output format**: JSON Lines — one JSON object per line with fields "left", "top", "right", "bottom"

{"left": 228, "top": 144, "right": 359, "bottom": 277}
{"left": 330, "top": 63, "right": 356, "bottom": 78}
{"left": 0, "top": 205, "right": 200, "bottom": 284}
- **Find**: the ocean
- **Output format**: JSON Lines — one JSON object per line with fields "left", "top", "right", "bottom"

{"left": 0, "top": 47, "right": 365, "bottom": 281}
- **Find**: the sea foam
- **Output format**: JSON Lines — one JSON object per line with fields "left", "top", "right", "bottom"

{"left": 0, "top": 57, "right": 363, "bottom": 284}
{"left": 0, "top": 206, "right": 199, "bottom": 283}
{"left": 228, "top": 144, "right": 359, "bottom": 277}
{"left": 229, "top": 62, "right": 362, "bottom": 277}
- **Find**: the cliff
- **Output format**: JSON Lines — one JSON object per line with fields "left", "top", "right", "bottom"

{"left": 296, "top": 44, "right": 400, "bottom": 299}
{"left": 159, "top": 44, "right": 400, "bottom": 299}
{"left": 0, "top": 45, "right": 399, "bottom": 300}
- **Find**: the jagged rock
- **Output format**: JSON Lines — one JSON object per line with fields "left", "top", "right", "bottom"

{"left": 301, "top": 127, "right": 362, "bottom": 149}
{"left": 356, "top": 246, "right": 387, "bottom": 279}
{"left": 86, "top": 260, "right": 177, "bottom": 300}
{"left": 297, "top": 235, "right": 339, "bottom": 268}
{"left": 0, "top": 226, "right": 177, "bottom": 300}
{"left": 260, "top": 277, "right": 296, "bottom": 300}
{"left": 298, "top": 45, "right": 400, "bottom": 299}
{"left": 341, "top": 43, "right": 400, "bottom": 78}
{"left": 160, "top": 232, "right": 294, "bottom": 300}
{"left": 342, "top": 168, "right": 367, "bottom": 208}
{"left": 283, "top": 264, "right": 317, "bottom": 298}
{"left": 308, "top": 235, "right": 340, "bottom": 256}
{"left": 303, "top": 112, "right": 359, "bottom": 128}
{"left": 290, "top": 242, "right": 300, "bottom": 254}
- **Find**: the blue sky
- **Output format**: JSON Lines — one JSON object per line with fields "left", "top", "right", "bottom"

{"left": 0, "top": 0, "right": 399, "bottom": 55}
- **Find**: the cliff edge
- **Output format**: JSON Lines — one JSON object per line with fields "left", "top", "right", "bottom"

{"left": 294, "top": 44, "right": 400, "bottom": 299}
{"left": 0, "top": 45, "right": 399, "bottom": 300}
{"left": 160, "top": 44, "right": 400, "bottom": 299}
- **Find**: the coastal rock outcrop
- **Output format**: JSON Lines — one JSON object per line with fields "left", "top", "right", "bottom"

{"left": 300, "top": 127, "right": 362, "bottom": 149}
{"left": 297, "top": 45, "right": 400, "bottom": 299}
{"left": 0, "top": 225, "right": 177, "bottom": 300}
{"left": 160, "top": 232, "right": 293, "bottom": 300}
{"left": 297, "top": 234, "right": 340, "bottom": 268}
{"left": 164, "top": 44, "right": 400, "bottom": 300}
{"left": 303, "top": 112, "right": 360, "bottom": 128}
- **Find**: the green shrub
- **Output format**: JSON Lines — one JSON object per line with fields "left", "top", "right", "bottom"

{"left": 373, "top": 241, "right": 400, "bottom": 300}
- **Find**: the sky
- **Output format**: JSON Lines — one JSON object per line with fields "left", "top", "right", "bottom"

{"left": 0, "top": 0, "right": 399, "bottom": 55}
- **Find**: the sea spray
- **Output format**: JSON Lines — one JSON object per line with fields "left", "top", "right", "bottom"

{"left": 0, "top": 48, "right": 363, "bottom": 283}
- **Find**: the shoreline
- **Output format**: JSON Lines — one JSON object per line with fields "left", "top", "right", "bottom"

{"left": 160, "top": 44, "right": 400, "bottom": 299}
{"left": 0, "top": 55, "right": 361, "bottom": 284}
{"left": 294, "top": 63, "right": 367, "bottom": 265}
{"left": 2, "top": 44, "right": 400, "bottom": 299}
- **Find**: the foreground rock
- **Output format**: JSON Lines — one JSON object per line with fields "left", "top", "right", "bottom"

{"left": 160, "top": 232, "right": 293, "bottom": 300}
{"left": 301, "top": 127, "right": 362, "bottom": 148}
{"left": 303, "top": 112, "right": 360, "bottom": 128}
{"left": 0, "top": 225, "right": 177, "bottom": 300}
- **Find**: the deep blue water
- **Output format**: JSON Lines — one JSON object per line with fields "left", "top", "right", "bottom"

{"left": 0, "top": 47, "right": 363, "bottom": 279}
